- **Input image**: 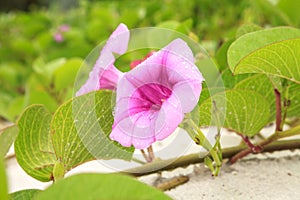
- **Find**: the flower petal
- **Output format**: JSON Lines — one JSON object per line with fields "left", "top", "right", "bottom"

{"left": 76, "top": 23, "right": 129, "bottom": 96}
{"left": 110, "top": 92, "right": 184, "bottom": 149}
{"left": 154, "top": 93, "right": 184, "bottom": 140}
{"left": 110, "top": 107, "right": 156, "bottom": 149}
{"left": 101, "top": 23, "right": 130, "bottom": 55}
{"left": 127, "top": 38, "right": 204, "bottom": 112}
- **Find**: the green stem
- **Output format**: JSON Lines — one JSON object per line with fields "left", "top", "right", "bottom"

{"left": 188, "top": 118, "right": 212, "bottom": 150}
{"left": 277, "top": 125, "right": 300, "bottom": 139}
{"left": 187, "top": 118, "right": 221, "bottom": 175}
{"left": 131, "top": 157, "right": 146, "bottom": 165}
{"left": 120, "top": 139, "right": 300, "bottom": 177}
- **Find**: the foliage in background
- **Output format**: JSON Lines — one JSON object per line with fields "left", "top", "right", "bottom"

{"left": 1, "top": 0, "right": 300, "bottom": 121}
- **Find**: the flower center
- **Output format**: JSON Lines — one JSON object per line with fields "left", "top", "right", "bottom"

{"left": 128, "top": 83, "right": 172, "bottom": 125}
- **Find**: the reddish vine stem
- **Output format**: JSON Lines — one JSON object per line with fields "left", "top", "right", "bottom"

{"left": 230, "top": 133, "right": 278, "bottom": 164}
{"left": 240, "top": 135, "right": 262, "bottom": 153}
{"left": 231, "top": 89, "right": 284, "bottom": 164}
{"left": 274, "top": 88, "right": 282, "bottom": 131}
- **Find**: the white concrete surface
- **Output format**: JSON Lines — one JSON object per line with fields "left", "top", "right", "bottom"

{"left": 4, "top": 125, "right": 300, "bottom": 199}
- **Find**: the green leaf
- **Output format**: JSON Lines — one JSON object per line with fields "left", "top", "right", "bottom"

{"left": 215, "top": 39, "right": 235, "bottom": 71}
{"left": 15, "top": 105, "right": 56, "bottom": 182}
{"left": 156, "top": 20, "right": 180, "bottom": 30}
{"left": 235, "top": 23, "right": 262, "bottom": 38}
{"left": 52, "top": 161, "right": 65, "bottom": 181}
{"left": 196, "top": 58, "right": 222, "bottom": 88}
{"left": 199, "top": 87, "right": 225, "bottom": 105}
{"left": 216, "top": 68, "right": 252, "bottom": 89}
{"left": 0, "top": 125, "right": 18, "bottom": 157}
{"left": 228, "top": 27, "right": 300, "bottom": 72}
{"left": 277, "top": 0, "right": 300, "bottom": 26}
{"left": 51, "top": 91, "right": 134, "bottom": 172}
{"left": 6, "top": 96, "right": 25, "bottom": 121}
{"left": 33, "top": 58, "right": 67, "bottom": 82}
{"left": 253, "top": 0, "right": 293, "bottom": 26}
{"left": 234, "top": 74, "right": 276, "bottom": 121}
{"left": 9, "top": 189, "right": 41, "bottom": 200}
{"left": 285, "top": 82, "right": 300, "bottom": 118}
{"left": 35, "top": 173, "right": 171, "bottom": 200}
{"left": 0, "top": 157, "right": 8, "bottom": 200}
{"left": 199, "top": 90, "right": 270, "bottom": 136}
{"left": 233, "top": 38, "right": 300, "bottom": 84}
{"left": 25, "top": 75, "right": 58, "bottom": 112}
{"left": 53, "top": 58, "right": 82, "bottom": 91}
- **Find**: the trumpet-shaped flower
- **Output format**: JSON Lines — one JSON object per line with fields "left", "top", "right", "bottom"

{"left": 76, "top": 23, "right": 129, "bottom": 95}
{"left": 77, "top": 23, "right": 204, "bottom": 149}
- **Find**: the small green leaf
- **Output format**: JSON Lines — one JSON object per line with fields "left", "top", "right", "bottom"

{"left": 53, "top": 58, "right": 82, "bottom": 91}
{"left": 232, "top": 38, "right": 300, "bottom": 84}
{"left": 35, "top": 173, "right": 171, "bottom": 200}
{"left": 196, "top": 58, "right": 222, "bottom": 88}
{"left": 33, "top": 58, "right": 66, "bottom": 81}
{"left": 6, "top": 96, "right": 25, "bottom": 121}
{"left": 25, "top": 75, "right": 58, "bottom": 112}
{"left": 215, "top": 39, "right": 235, "bottom": 71}
{"left": 0, "top": 125, "right": 18, "bottom": 157}
{"left": 235, "top": 23, "right": 262, "bottom": 38}
{"left": 199, "top": 90, "right": 270, "bottom": 136}
{"left": 228, "top": 27, "right": 300, "bottom": 72}
{"left": 9, "top": 189, "right": 41, "bottom": 200}
{"left": 0, "top": 157, "right": 8, "bottom": 200}
{"left": 204, "top": 157, "right": 214, "bottom": 172}
{"left": 15, "top": 105, "right": 56, "bottom": 182}
{"left": 52, "top": 161, "right": 65, "bottom": 181}
{"left": 216, "top": 68, "right": 251, "bottom": 89}
{"left": 51, "top": 90, "right": 134, "bottom": 172}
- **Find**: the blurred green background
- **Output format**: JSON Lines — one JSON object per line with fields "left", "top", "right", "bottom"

{"left": 0, "top": 0, "right": 299, "bottom": 121}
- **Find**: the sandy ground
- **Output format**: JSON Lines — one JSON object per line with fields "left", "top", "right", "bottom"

{"left": 3, "top": 124, "right": 300, "bottom": 199}
{"left": 144, "top": 150, "right": 300, "bottom": 200}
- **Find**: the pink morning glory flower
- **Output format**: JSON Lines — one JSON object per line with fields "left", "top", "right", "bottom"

{"left": 53, "top": 24, "right": 70, "bottom": 43}
{"left": 53, "top": 32, "right": 64, "bottom": 42}
{"left": 58, "top": 24, "right": 70, "bottom": 32}
{"left": 76, "top": 23, "right": 129, "bottom": 95}
{"left": 77, "top": 23, "right": 204, "bottom": 149}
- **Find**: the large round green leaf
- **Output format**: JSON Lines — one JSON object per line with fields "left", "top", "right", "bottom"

{"left": 15, "top": 91, "right": 134, "bottom": 182}
{"left": 235, "top": 74, "right": 300, "bottom": 120}
{"left": 15, "top": 105, "right": 56, "bottom": 182}
{"left": 234, "top": 74, "right": 276, "bottom": 121}
{"left": 50, "top": 90, "right": 134, "bottom": 172}
{"left": 228, "top": 27, "right": 300, "bottom": 73}
{"left": 199, "top": 90, "right": 270, "bottom": 137}
{"left": 35, "top": 173, "right": 171, "bottom": 200}
{"left": 231, "top": 38, "right": 300, "bottom": 84}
